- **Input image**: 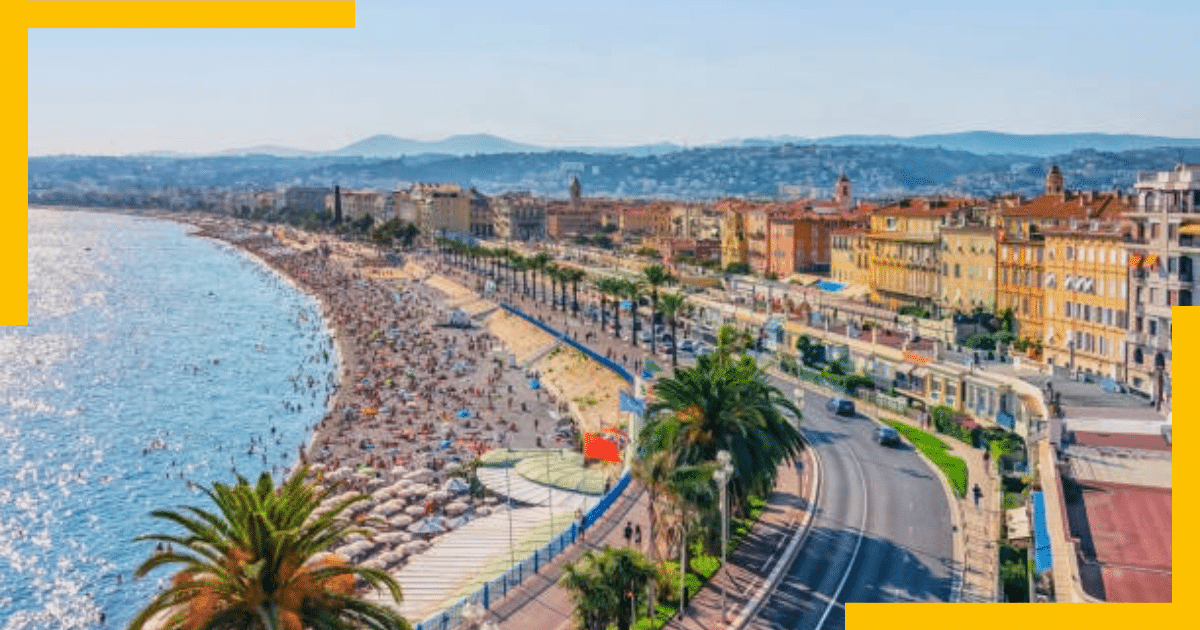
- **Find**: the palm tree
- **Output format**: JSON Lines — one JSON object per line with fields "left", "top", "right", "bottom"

{"left": 597, "top": 278, "right": 623, "bottom": 339}
{"left": 545, "top": 263, "right": 561, "bottom": 311}
{"left": 562, "top": 268, "right": 587, "bottom": 317}
{"left": 623, "top": 279, "right": 645, "bottom": 348}
{"left": 714, "top": 324, "right": 754, "bottom": 363}
{"left": 561, "top": 547, "right": 657, "bottom": 630}
{"left": 658, "top": 292, "right": 688, "bottom": 369}
{"left": 531, "top": 252, "right": 553, "bottom": 304}
{"left": 642, "top": 264, "right": 676, "bottom": 354}
{"left": 642, "top": 355, "right": 803, "bottom": 517}
{"left": 128, "top": 467, "right": 410, "bottom": 630}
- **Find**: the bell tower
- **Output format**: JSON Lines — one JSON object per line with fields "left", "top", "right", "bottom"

{"left": 835, "top": 172, "right": 851, "bottom": 207}
{"left": 1045, "top": 164, "right": 1064, "bottom": 197}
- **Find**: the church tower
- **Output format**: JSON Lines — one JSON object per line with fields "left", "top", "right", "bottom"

{"left": 1045, "top": 164, "right": 1064, "bottom": 197}
{"left": 569, "top": 176, "right": 582, "bottom": 209}
{"left": 834, "top": 172, "right": 851, "bottom": 208}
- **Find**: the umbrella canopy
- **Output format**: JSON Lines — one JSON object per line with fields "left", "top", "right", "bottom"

{"left": 427, "top": 489, "right": 451, "bottom": 502}
{"left": 476, "top": 506, "right": 493, "bottom": 517}
{"left": 457, "top": 408, "right": 471, "bottom": 418}
{"left": 446, "top": 515, "right": 471, "bottom": 529}
{"left": 409, "top": 517, "right": 446, "bottom": 535}
{"left": 404, "top": 505, "right": 427, "bottom": 517}
{"left": 442, "top": 462, "right": 463, "bottom": 474}
{"left": 444, "top": 500, "right": 469, "bottom": 516}
{"left": 403, "top": 469, "right": 433, "bottom": 482}
{"left": 443, "top": 478, "right": 470, "bottom": 493}
{"left": 376, "top": 531, "right": 411, "bottom": 545}
{"left": 389, "top": 514, "right": 414, "bottom": 528}
{"left": 405, "top": 540, "right": 430, "bottom": 554}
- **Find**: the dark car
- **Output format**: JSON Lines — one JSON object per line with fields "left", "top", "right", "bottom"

{"left": 873, "top": 426, "right": 902, "bottom": 447}
{"left": 826, "top": 398, "right": 856, "bottom": 417}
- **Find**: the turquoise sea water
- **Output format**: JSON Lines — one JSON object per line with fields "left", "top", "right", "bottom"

{"left": 0, "top": 209, "right": 336, "bottom": 629}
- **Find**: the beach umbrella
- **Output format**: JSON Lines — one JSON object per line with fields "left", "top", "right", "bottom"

{"left": 389, "top": 514, "right": 414, "bottom": 528}
{"left": 409, "top": 517, "right": 446, "bottom": 535}
{"left": 476, "top": 506, "right": 493, "bottom": 517}
{"left": 446, "top": 515, "right": 471, "bottom": 529}
{"left": 443, "top": 462, "right": 463, "bottom": 474}
{"left": 439, "top": 440, "right": 452, "bottom": 450}
{"left": 529, "top": 379, "right": 540, "bottom": 390}
{"left": 403, "top": 469, "right": 432, "bottom": 482}
{"left": 482, "top": 496, "right": 500, "bottom": 505}
{"left": 404, "top": 505, "right": 426, "bottom": 517}
{"left": 444, "top": 500, "right": 469, "bottom": 516}
{"left": 405, "top": 540, "right": 430, "bottom": 555}
{"left": 428, "top": 489, "right": 451, "bottom": 502}
{"left": 457, "top": 408, "right": 471, "bottom": 418}
{"left": 443, "top": 478, "right": 470, "bottom": 493}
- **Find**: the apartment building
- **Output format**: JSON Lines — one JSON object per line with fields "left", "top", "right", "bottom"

{"left": 468, "top": 188, "right": 494, "bottom": 239}
{"left": 867, "top": 199, "right": 971, "bottom": 313}
{"left": 830, "top": 228, "right": 871, "bottom": 288}
{"left": 406, "top": 182, "right": 470, "bottom": 245}
{"left": 546, "top": 202, "right": 600, "bottom": 240}
{"left": 493, "top": 192, "right": 547, "bottom": 241}
{"left": 282, "top": 186, "right": 331, "bottom": 213}
{"left": 1126, "top": 163, "right": 1200, "bottom": 406}
{"left": 939, "top": 219, "right": 998, "bottom": 314}
{"left": 329, "top": 188, "right": 387, "bottom": 221}
{"left": 718, "top": 200, "right": 749, "bottom": 269}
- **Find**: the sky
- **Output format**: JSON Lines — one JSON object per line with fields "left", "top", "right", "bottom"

{"left": 27, "top": 0, "right": 1200, "bottom": 156}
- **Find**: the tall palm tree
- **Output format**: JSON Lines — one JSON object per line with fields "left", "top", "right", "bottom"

{"left": 641, "top": 264, "right": 676, "bottom": 353}
{"left": 658, "top": 292, "right": 688, "bottom": 369}
{"left": 594, "top": 278, "right": 611, "bottom": 331}
{"left": 598, "top": 278, "right": 623, "bottom": 339}
{"left": 531, "top": 252, "right": 553, "bottom": 304}
{"left": 561, "top": 547, "right": 657, "bottom": 630}
{"left": 623, "top": 279, "right": 645, "bottom": 348}
{"left": 545, "top": 263, "right": 561, "bottom": 311}
{"left": 129, "top": 467, "right": 410, "bottom": 630}
{"left": 642, "top": 355, "right": 803, "bottom": 517}
{"left": 560, "top": 268, "right": 586, "bottom": 317}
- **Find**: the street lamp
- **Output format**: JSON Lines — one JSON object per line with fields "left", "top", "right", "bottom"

{"left": 715, "top": 449, "right": 734, "bottom": 622}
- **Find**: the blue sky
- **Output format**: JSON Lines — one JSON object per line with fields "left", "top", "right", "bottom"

{"left": 27, "top": 0, "right": 1199, "bottom": 155}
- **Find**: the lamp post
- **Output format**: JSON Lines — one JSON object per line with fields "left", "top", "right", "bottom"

{"left": 715, "top": 449, "right": 734, "bottom": 622}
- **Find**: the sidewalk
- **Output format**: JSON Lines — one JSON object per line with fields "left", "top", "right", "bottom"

{"left": 766, "top": 366, "right": 1000, "bottom": 602}
{"left": 665, "top": 452, "right": 813, "bottom": 630}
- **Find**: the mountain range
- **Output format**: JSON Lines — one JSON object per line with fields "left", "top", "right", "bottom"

{"left": 172, "top": 131, "right": 1200, "bottom": 160}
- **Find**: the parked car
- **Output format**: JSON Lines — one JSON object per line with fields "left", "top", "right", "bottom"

{"left": 659, "top": 341, "right": 674, "bottom": 355}
{"left": 874, "top": 426, "right": 902, "bottom": 447}
{"left": 680, "top": 339, "right": 695, "bottom": 353}
{"left": 826, "top": 398, "right": 856, "bottom": 417}
{"left": 640, "top": 330, "right": 654, "bottom": 343}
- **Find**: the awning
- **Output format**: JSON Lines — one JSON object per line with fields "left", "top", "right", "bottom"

{"left": 1129, "top": 254, "right": 1143, "bottom": 268}
{"left": 1144, "top": 253, "right": 1160, "bottom": 269}
{"left": 911, "top": 367, "right": 930, "bottom": 379}
{"left": 1180, "top": 224, "right": 1200, "bottom": 236}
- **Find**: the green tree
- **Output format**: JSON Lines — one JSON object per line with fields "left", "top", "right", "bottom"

{"left": 596, "top": 277, "right": 623, "bottom": 339}
{"left": 715, "top": 324, "right": 754, "bottom": 363}
{"left": 623, "top": 279, "right": 646, "bottom": 348}
{"left": 795, "top": 334, "right": 825, "bottom": 367}
{"left": 658, "top": 292, "right": 689, "bottom": 369}
{"left": 561, "top": 268, "right": 587, "bottom": 316}
{"left": 561, "top": 547, "right": 658, "bottom": 630}
{"left": 642, "top": 264, "right": 677, "bottom": 354}
{"left": 128, "top": 467, "right": 409, "bottom": 630}
{"left": 642, "top": 355, "right": 803, "bottom": 517}
{"left": 531, "top": 252, "right": 553, "bottom": 304}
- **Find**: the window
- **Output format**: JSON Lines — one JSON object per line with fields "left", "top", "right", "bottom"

{"left": 1046, "top": 273, "right": 1056, "bottom": 289}
{"left": 886, "top": 217, "right": 897, "bottom": 230}
{"left": 1150, "top": 319, "right": 1158, "bottom": 336}
{"left": 988, "top": 268, "right": 994, "bottom": 281}
{"left": 1066, "top": 246, "right": 1074, "bottom": 260}
{"left": 955, "top": 263, "right": 961, "bottom": 278}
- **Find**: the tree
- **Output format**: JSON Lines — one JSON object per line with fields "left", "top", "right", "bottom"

{"left": 561, "top": 547, "right": 657, "bottom": 630}
{"left": 531, "top": 252, "right": 553, "bottom": 304}
{"left": 795, "top": 335, "right": 825, "bottom": 367}
{"left": 714, "top": 324, "right": 754, "bottom": 363}
{"left": 128, "top": 467, "right": 410, "bottom": 630}
{"left": 598, "top": 277, "right": 625, "bottom": 339}
{"left": 724, "top": 262, "right": 750, "bottom": 275}
{"left": 642, "top": 264, "right": 677, "bottom": 354}
{"left": 658, "top": 292, "right": 688, "bottom": 369}
{"left": 642, "top": 355, "right": 803, "bottom": 517}
{"left": 623, "top": 279, "right": 646, "bottom": 348}
{"left": 562, "top": 268, "right": 587, "bottom": 316}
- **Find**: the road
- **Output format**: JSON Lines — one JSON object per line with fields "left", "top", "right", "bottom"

{"left": 747, "top": 377, "right": 954, "bottom": 630}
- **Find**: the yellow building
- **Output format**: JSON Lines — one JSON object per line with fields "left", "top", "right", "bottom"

{"left": 1042, "top": 224, "right": 1130, "bottom": 380}
{"left": 939, "top": 224, "right": 998, "bottom": 314}
{"left": 718, "top": 204, "right": 747, "bottom": 269}
{"left": 994, "top": 166, "right": 1130, "bottom": 345}
{"left": 867, "top": 199, "right": 971, "bottom": 314}
{"left": 830, "top": 227, "right": 871, "bottom": 288}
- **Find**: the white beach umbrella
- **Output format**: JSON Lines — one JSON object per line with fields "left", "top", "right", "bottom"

{"left": 389, "top": 514, "right": 413, "bottom": 528}
{"left": 444, "top": 500, "right": 469, "bottom": 516}
{"left": 405, "top": 540, "right": 430, "bottom": 555}
{"left": 443, "top": 478, "right": 470, "bottom": 493}
{"left": 404, "top": 505, "right": 427, "bottom": 517}
{"left": 427, "top": 489, "right": 451, "bottom": 502}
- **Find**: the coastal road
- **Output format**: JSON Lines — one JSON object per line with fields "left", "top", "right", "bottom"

{"left": 747, "top": 377, "right": 954, "bottom": 630}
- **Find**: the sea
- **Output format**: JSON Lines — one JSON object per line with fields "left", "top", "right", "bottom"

{"left": 0, "top": 208, "right": 337, "bottom": 629}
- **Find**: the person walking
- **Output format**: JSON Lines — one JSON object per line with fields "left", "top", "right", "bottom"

{"left": 634, "top": 524, "right": 642, "bottom": 549}
{"left": 972, "top": 483, "right": 983, "bottom": 508}
{"left": 624, "top": 521, "right": 634, "bottom": 546}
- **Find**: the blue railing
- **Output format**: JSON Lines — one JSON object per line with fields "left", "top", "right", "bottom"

{"left": 414, "top": 471, "right": 633, "bottom": 630}
{"left": 499, "top": 302, "right": 634, "bottom": 384}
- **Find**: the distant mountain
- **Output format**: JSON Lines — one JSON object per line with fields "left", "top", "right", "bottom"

{"left": 741, "top": 131, "right": 1200, "bottom": 158}
{"left": 328, "top": 133, "right": 543, "bottom": 157}
{"left": 216, "top": 144, "right": 320, "bottom": 157}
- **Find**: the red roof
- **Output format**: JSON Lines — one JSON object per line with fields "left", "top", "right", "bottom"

{"left": 1072, "top": 431, "right": 1171, "bottom": 452}
{"left": 1065, "top": 480, "right": 1172, "bottom": 602}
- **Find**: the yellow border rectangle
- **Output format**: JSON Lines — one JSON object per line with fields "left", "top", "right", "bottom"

{"left": 25, "top": 1, "right": 355, "bottom": 29}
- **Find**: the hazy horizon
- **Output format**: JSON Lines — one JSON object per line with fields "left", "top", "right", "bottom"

{"left": 29, "top": 0, "right": 1200, "bottom": 156}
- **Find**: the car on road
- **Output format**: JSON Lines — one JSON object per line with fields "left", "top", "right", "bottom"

{"left": 873, "top": 426, "right": 902, "bottom": 447}
{"left": 825, "top": 398, "right": 856, "bottom": 417}
{"left": 679, "top": 339, "right": 694, "bottom": 353}
{"left": 640, "top": 330, "right": 654, "bottom": 343}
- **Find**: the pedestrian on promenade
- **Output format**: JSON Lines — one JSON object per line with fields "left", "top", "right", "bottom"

{"left": 624, "top": 521, "right": 634, "bottom": 546}
{"left": 972, "top": 483, "right": 983, "bottom": 508}
{"left": 634, "top": 525, "right": 642, "bottom": 548}
{"left": 983, "top": 447, "right": 991, "bottom": 469}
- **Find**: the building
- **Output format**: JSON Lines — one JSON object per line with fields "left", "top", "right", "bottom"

{"left": 1126, "top": 163, "right": 1199, "bottom": 407}
{"left": 602, "top": 202, "right": 673, "bottom": 239}
{"left": 329, "top": 188, "right": 387, "bottom": 221}
{"left": 468, "top": 188, "right": 494, "bottom": 239}
{"left": 1042, "top": 223, "right": 1130, "bottom": 381}
{"left": 995, "top": 167, "right": 1130, "bottom": 348}
{"left": 718, "top": 201, "right": 749, "bottom": 269}
{"left": 408, "top": 182, "right": 470, "bottom": 244}
{"left": 830, "top": 227, "right": 871, "bottom": 288}
{"left": 493, "top": 192, "right": 547, "bottom": 241}
{"left": 671, "top": 203, "right": 721, "bottom": 239}
{"left": 867, "top": 198, "right": 972, "bottom": 314}
{"left": 939, "top": 215, "right": 998, "bottom": 314}
{"left": 546, "top": 203, "right": 600, "bottom": 240}
{"left": 282, "top": 186, "right": 331, "bottom": 213}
